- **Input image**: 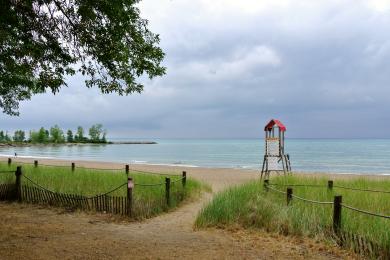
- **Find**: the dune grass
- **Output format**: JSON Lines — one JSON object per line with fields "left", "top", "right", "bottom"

{"left": 195, "top": 175, "right": 390, "bottom": 255}
{"left": 0, "top": 162, "right": 203, "bottom": 218}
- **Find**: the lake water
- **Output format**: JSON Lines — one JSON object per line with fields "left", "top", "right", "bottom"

{"left": 1, "top": 139, "right": 390, "bottom": 174}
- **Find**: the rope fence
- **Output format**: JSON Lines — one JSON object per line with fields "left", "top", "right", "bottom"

{"left": 22, "top": 175, "right": 127, "bottom": 200}
{"left": 291, "top": 194, "right": 333, "bottom": 205}
{"left": 134, "top": 182, "right": 165, "bottom": 187}
{"left": 267, "top": 185, "right": 286, "bottom": 194}
{"left": 0, "top": 170, "right": 17, "bottom": 173}
{"left": 23, "top": 161, "right": 175, "bottom": 176}
{"left": 341, "top": 204, "right": 390, "bottom": 219}
{"left": 0, "top": 161, "right": 189, "bottom": 219}
{"left": 334, "top": 185, "right": 390, "bottom": 194}
{"left": 264, "top": 179, "right": 390, "bottom": 258}
{"left": 269, "top": 183, "right": 324, "bottom": 188}
{"left": 268, "top": 181, "right": 390, "bottom": 194}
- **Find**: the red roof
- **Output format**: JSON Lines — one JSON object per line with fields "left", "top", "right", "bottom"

{"left": 264, "top": 119, "right": 286, "bottom": 132}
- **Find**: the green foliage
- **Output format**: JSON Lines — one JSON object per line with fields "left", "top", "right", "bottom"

{"left": 49, "top": 125, "right": 65, "bottom": 143}
{"left": 0, "top": 131, "right": 5, "bottom": 142}
{"left": 5, "top": 124, "right": 108, "bottom": 144}
{"left": 13, "top": 130, "right": 25, "bottom": 142}
{"left": 74, "top": 126, "right": 85, "bottom": 142}
{"left": 196, "top": 175, "right": 390, "bottom": 254}
{"left": 66, "top": 130, "right": 74, "bottom": 143}
{"left": 88, "top": 124, "right": 105, "bottom": 142}
{"left": 30, "top": 127, "right": 50, "bottom": 143}
{"left": 0, "top": 0, "right": 165, "bottom": 115}
{"left": 0, "top": 131, "right": 12, "bottom": 142}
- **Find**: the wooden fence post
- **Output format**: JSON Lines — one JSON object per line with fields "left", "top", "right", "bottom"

{"left": 127, "top": 177, "right": 133, "bottom": 217}
{"left": 165, "top": 177, "right": 171, "bottom": 207}
{"left": 333, "top": 195, "right": 342, "bottom": 234}
{"left": 15, "top": 166, "right": 22, "bottom": 202}
{"left": 71, "top": 162, "right": 75, "bottom": 172}
{"left": 34, "top": 160, "right": 38, "bottom": 167}
{"left": 328, "top": 180, "right": 333, "bottom": 191}
{"left": 264, "top": 179, "right": 269, "bottom": 192}
{"left": 125, "top": 164, "right": 129, "bottom": 176}
{"left": 287, "top": 187, "right": 293, "bottom": 205}
{"left": 182, "top": 171, "right": 187, "bottom": 188}
{"left": 8, "top": 158, "right": 11, "bottom": 165}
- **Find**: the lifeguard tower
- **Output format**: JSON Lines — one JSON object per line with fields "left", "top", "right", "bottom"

{"left": 261, "top": 119, "right": 291, "bottom": 179}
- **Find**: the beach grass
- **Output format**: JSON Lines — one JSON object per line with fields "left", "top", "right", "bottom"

{"left": 195, "top": 175, "right": 390, "bottom": 256}
{"left": 0, "top": 162, "right": 203, "bottom": 218}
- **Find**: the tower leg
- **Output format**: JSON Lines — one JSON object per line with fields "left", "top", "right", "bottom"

{"left": 261, "top": 155, "right": 266, "bottom": 179}
{"left": 286, "top": 154, "right": 291, "bottom": 173}
{"left": 281, "top": 154, "right": 287, "bottom": 175}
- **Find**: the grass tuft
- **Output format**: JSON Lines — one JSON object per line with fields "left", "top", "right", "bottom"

{"left": 0, "top": 162, "right": 203, "bottom": 219}
{"left": 196, "top": 174, "right": 390, "bottom": 256}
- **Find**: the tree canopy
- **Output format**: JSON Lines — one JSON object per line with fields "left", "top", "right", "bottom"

{"left": 0, "top": 0, "right": 165, "bottom": 115}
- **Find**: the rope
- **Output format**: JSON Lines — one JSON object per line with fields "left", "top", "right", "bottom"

{"left": 267, "top": 183, "right": 390, "bottom": 219}
{"left": 291, "top": 194, "right": 333, "bottom": 205}
{"left": 267, "top": 185, "right": 333, "bottom": 204}
{"left": 22, "top": 175, "right": 127, "bottom": 199}
{"left": 8, "top": 160, "right": 179, "bottom": 176}
{"left": 269, "top": 183, "right": 324, "bottom": 188}
{"left": 21, "top": 175, "right": 55, "bottom": 193}
{"left": 269, "top": 182, "right": 390, "bottom": 194}
{"left": 0, "top": 170, "right": 16, "bottom": 173}
{"left": 267, "top": 185, "right": 287, "bottom": 194}
{"left": 334, "top": 185, "right": 390, "bottom": 194}
{"left": 133, "top": 176, "right": 184, "bottom": 186}
{"left": 341, "top": 204, "right": 390, "bottom": 219}
{"left": 134, "top": 182, "right": 165, "bottom": 187}
{"left": 75, "top": 166, "right": 123, "bottom": 171}
{"left": 129, "top": 168, "right": 178, "bottom": 177}
{"left": 170, "top": 176, "right": 185, "bottom": 184}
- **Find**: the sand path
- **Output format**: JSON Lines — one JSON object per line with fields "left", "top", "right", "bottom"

{"left": 0, "top": 158, "right": 355, "bottom": 259}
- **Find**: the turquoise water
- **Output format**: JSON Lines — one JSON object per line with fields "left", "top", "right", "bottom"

{"left": 1, "top": 139, "right": 390, "bottom": 174}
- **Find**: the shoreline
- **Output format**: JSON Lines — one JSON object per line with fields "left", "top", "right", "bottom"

{"left": 1, "top": 156, "right": 390, "bottom": 187}
{"left": 0, "top": 141, "right": 157, "bottom": 147}
{"left": 1, "top": 154, "right": 390, "bottom": 177}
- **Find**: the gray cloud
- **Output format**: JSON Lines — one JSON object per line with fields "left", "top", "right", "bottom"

{"left": 2, "top": 0, "right": 390, "bottom": 138}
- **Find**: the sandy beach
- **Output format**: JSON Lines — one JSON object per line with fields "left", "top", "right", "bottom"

{"left": 0, "top": 156, "right": 367, "bottom": 259}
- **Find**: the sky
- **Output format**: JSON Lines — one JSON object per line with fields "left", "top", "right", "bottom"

{"left": 2, "top": 0, "right": 390, "bottom": 139}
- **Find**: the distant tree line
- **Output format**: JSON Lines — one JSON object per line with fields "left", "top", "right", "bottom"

{"left": 0, "top": 124, "right": 107, "bottom": 144}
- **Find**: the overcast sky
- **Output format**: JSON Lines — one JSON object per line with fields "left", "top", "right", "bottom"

{"left": 2, "top": 0, "right": 390, "bottom": 138}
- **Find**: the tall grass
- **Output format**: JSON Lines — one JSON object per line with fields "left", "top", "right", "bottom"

{"left": 0, "top": 162, "right": 203, "bottom": 218}
{"left": 196, "top": 175, "right": 390, "bottom": 255}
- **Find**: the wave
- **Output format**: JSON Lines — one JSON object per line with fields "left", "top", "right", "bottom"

{"left": 0, "top": 154, "right": 55, "bottom": 160}
{"left": 143, "top": 162, "right": 199, "bottom": 168}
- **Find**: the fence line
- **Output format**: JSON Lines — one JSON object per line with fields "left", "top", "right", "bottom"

{"left": 266, "top": 181, "right": 390, "bottom": 218}
{"left": 170, "top": 176, "right": 186, "bottom": 184}
{"left": 0, "top": 164, "right": 189, "bottom": 219}
{"left": 127, "top": 168, "right": 178, "bottom": 177}
{"left": 6, "top": 159, "right": 181, "bottom": 177}
{"left": 341, "top": 204, "right": 390, "bottom": 219}
{"left": 268, "top": 181, "right": 390, "bottom": 194}
{"left": 264, "top": 180, "right": 390, "bottom": 258}
{"left": 268, "top": 185, "right": 333, "bottom": 204}
{"left": 134, "top": 182, "right": 165, "bottom": 187}
{"left": 334, "top": 185, "right": 390, "bottom": 194}
{"left": 291, "top": 194, "right": 333, "bottom": 205}
{"left": 22, "top": 175, "right": 127, "bottom": 200}
{"left": 267, "top": 185, "right": 286, "bottom": 194}
{"left": 269, "top": 183, "right": 324, "bottom": 188}
{"left": 4, "top": 159, "right": 185, "bottom": 186}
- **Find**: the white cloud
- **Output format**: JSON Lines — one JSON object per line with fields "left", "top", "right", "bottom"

{"left": 366, "top": 0, "right": 390, "bottom": 12}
